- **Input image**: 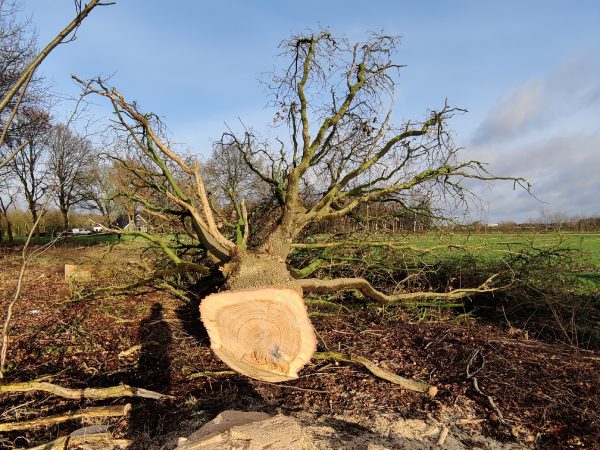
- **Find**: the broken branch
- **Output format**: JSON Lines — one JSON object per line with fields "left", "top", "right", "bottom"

{"left": 313, "top": 351, "right": 437, "bottom": 397}
{"left": 0, "top": 381, "right": 172, "bottom": 400}
{"left": 297, "top": 274, "right": 499, "bottom": 305}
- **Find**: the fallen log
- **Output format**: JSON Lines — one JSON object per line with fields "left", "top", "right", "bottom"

{"left": 200, "top": 287, "right": 316, "bottom": 382}
{"left": 0, "top": 381, "right": 171, "bottom": 400}
{"left": 0, "top": 403, "right": 131, "bottom": 432}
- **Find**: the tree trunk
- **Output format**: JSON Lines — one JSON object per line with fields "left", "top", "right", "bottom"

{"left": 200, "top": 286, "right": 315, "bottom": 382}
{"left": 200, "top": 247, "right": 316, "bottom": 382}
{"left": 225, "top": 250, "right": 297, "bottom": 292}
{"left": 6, "top": 220, "right": 13, "bottom": 243}
{"left": 30, "top": 207, "right": 39, "bottom": 237}
{"left": 103, "top": 211, "right": 112, "bottom": 228}
{"left": 61, "top": 208, "right": 69, "bottom": 230}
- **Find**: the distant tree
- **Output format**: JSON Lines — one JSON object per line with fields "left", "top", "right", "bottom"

{"left": 47, "top": 123, "right": 95, "bottom": 229}
{"left": 81, "top": 159, "right": 117, "bottom": 226}
{"left": 203, "top": 142, "right": 268, "bottom": 241}
{"left": 0, "top": 173, "right": 18, "bottom": 242}
{"left": 8, "top": 108, "right": 50, "bottom": 229}
{"left": 0, "top": 1, "right": 38, "bottom": 107}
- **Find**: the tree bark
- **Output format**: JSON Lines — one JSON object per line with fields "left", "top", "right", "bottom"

{"left": 296, "top": 275, "right": 498, "bottom": 305}
{"left": 224, "top": 250, "right": 297, "bottom": 292}
{"left": 6, "top": 219, "right": 13, "bottom": 243}
{"left": 30, "top": 207, "right": 39, "bottom": 237}
{"left": 0, "top": 380, "right": 172, "bottom": 400}
{"left": 0, "top": 404, "right": 131, "bottom": 432}
{"left": 61, "top": 207, "right": 69, "bottom": 230}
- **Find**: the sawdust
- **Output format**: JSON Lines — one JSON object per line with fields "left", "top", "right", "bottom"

{"left": 173, "top": 404, "right": 526, "bottom": 450}
{"left": 296, "top": 405, "right": 525, "bottom": 450}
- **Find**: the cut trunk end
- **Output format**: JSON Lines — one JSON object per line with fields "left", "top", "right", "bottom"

{"left": 199, "top": 287, "right": 316, "bottom": 382}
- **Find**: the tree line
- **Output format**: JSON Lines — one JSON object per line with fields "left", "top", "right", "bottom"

{"left": 0, "top": 0, "right": 116, "bottom": 241}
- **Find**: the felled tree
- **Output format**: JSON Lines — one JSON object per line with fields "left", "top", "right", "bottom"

{"left": 74, "top": 31, "right": 528, "bottom": 382}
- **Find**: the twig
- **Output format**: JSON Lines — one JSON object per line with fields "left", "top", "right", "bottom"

{"left": 313, "top": 351, "right": 437, "bottom": 397}
{"left": 0, "top": 403, "right": 131, "bottom": 432}
{"left": 188, "top": 370, "right": 236, "bottom": 380}
{"left": 465, "top": 348, "right": 508, "bottom": 426}
{"left": 118, "top": 345, "right": 142, "bottom": 358}
{"left": 255, "top": 381, "right": 327, "bottom": 394}
{"left": 0, "top": 381, "right": 172, "bottom": 400}
{"left": 436, "top": 426, "right": 449, "bottom": 446}
{"left": 456, "top": 418, "right": 485, "bottom": 425}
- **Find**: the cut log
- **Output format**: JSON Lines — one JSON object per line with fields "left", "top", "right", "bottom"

{"left": 199, "top": 287, "right": 316, "bottom": 382}
{"left": 176, "top": 410, "right": 305, "bottom": 450}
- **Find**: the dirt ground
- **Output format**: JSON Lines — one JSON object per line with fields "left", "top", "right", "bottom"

{"left": 0, "top": 244, "right": 599, "bottom": 449}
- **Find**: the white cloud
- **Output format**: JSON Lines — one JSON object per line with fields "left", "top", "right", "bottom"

{"left": 463, "top": 53, "right": 600, "bottom": 222}
{"left": 472, "top": 81, "right": 544, "bottom": 144}
{"left": 472, "top": 53, "right": 600, "bottom": 146}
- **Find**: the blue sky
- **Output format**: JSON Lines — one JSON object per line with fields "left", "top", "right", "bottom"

{"left": 16, "top": 0, "right": 600, "bottom": 223}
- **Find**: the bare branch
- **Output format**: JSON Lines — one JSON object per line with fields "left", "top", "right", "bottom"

{"left": 0, "top": 0, "right": 110, "bottom": 113}
{"left": 297, "top": 273, "right": 501, "bottom": 305}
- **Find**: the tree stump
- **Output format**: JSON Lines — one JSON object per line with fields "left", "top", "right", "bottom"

{"left": 176, "top": 410, "right": 305, "bottom": 449}
{"left": 199, "top": 287, "right": 316, "bottom": 382}
{"left": 64, "top": 264, "right": 94, "bottom": 282}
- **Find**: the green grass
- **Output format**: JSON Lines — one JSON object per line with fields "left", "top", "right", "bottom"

{"left": 421, "top": 233, "right": 600, "bottom": 292}
{"left": 395, "top": 232, "right": 600, "bottom": 268}
{"left": 303, "top": 231, "right": 600, "bottom": 293}
{"left": 5, "top": 230, "right": 600, "bottom": 292}
{"left": 1, "top": 233, "right": 131, "bottom": 246}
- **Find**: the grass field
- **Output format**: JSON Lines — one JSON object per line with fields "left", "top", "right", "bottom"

{"left": 299, "top": 231, "right": 600, "bottom": 293}
{"left": 393, "top": 232, "right": 600, "bottom": 267}
{"left": 1, "top": 232, "right": 131, "bottom": 246}
{"left": 4, "top": 231, "right": 600, "bottom": 290}
{"left": 5, "top": 230, "right": 600, "bottom": 265}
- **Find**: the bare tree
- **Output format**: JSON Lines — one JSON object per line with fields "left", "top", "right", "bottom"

{"left": 47, "top": 123, "right": 95, "bottom": 229}
{"left": 82, "top": 158, "right": 120, "bottom": 226}
{"left": 0, "top": 172, "right": 18, "bottom": 242}
{"left": 8, "top": 107, "right": 50, "bottom": 229}
{"left": 0, "top": 1, "right": 38, "bottom": 115}
{"left": 203, "top": 142, "right": 268, "bottom": 245}
{"left": 73, "top": 31, "right": 529, "bottom": 381}
{"left": 0, "top": 0, "right": 112, "bottom": 170}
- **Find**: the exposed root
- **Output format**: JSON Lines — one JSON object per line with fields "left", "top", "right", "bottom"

{"left": 0, "top": 403, "right": 131, "bottom": 432}
{"left": 313, "top": 351, "right": 437, "bottom": 397}
{"left": 0, "top": 381, "right": 172, "bottom": 400}
{"left": 297, "top": 274, "right": 500, "bottom": 305}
